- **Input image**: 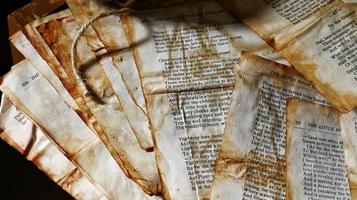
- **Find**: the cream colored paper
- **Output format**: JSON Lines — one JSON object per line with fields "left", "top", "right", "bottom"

{"left": 8, "top": 30, "right": 78, "bottom": 111}
{"left": 0, "top": 96, "right": 107, "bottom": 200}
{"left": 218, "top": 0, "right": 357, "bottom": 112}
{"left": 10, "top": 11, "right": 161, "bottom": 194}
{"left": 285, "top": 99, "right": 350, "bottom": 199}
{"left": 210, "top": 54, "right": 329, "bottom": 200}
{"left": 0, "top": 60, "right": 160, "bottom": 200}
{"left": 341, "top": 110, "right": 357, "bottom": 199}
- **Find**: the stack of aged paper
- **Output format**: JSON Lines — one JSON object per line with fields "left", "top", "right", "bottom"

{"left": 0, "top": 0, "right": 356, "bottom": 199}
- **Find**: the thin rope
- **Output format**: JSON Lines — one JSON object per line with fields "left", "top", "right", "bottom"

{"left": 70, "top": 8, "right": 129, "bottom": 91}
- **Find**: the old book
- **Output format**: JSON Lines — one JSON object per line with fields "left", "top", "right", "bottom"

{"left": 0, "top": 96, "right": 107, "bottom": 200}
{"left": 217, "top": 0, "right": 357, "bottom": 112}
{"left": 0, "top": 59, "right": 160, "bottom": 200}
{"left": 65, "top": 0, "right": 289, "bottom": 199}
{"left": 10, "top": 11, "right": 161, "bottom": 194}
{"left": 285, "top": 99, "right": 350, "bottom": 199}
{"left": 210, "top": 54, "right": 329, "bottom": 199}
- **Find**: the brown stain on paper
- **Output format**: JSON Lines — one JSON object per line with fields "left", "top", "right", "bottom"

{"left": 281, "top": 47, "right": 357, "bottom": 113}
{"left": 57, "top": 168, "right": 81, "bottom": 190}
{"left": 25, "top": 20, "right": 92, "bottom": 127}
{"left": 348, "top": 168, "right": 357, "bottom": 200}
{"left": 215, "top": 55, "right": 312, "bottom": 200}
{"left": 73, "top": 12, "right": 161, "bottom": 194}
{"left": 76, "top": 11, "right": 162, "bottom": 193}
{"left": 26, "top": 12, "right": 162, "bottom": 195}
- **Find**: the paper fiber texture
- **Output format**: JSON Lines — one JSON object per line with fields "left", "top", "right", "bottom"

{"left": 0, "top": 60, "right": 160, "bottom": 200}
{"left": 286, "top": 99, "right": 350, "bottom": 199}
{"left": 210, "top": 54, "right": 329, "bottom": 200}
{"left": 218, "top": 0, "right": 357, "bottom": 112}
{"left": 0, "top": 96, "right": 107, "bottom": 200}
{"left": 10, "top": 11, "right": 161, "bottom": 195}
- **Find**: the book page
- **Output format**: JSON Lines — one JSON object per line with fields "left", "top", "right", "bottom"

{"left": 285, "top": 99, "right": 350, "bottom": 199}
{"left": 0, "top": 60, "right": 160, "bottom": 200}
{"left": 210, "top": 54, "right": 329, "bottom": 200}
{"left": 115, "top": 1, "right": 287, "bottom": 199}
{"left": 7, "top": 29, "right": 79, "bottom": 112}
{"left": 217, "top": 0, "right": 339, "bottom": 40}
{"left": 279, "top": 4, "right": 357, "bottom": 112}
{"left": 0, "top": 96, "right": 107, "bottom": 200}
{"left": 217, "top": 0, "right": 357, "bottom": 112}
{"left": 59, "top": 6, "right": 154, "bottom": 151}
{"left": 17, "top": 8, "right": 153, "bottom": 152}
{"left": 341, "top": 110, "right": 357, "bottom": 199}
{"left": 11, "top": 11, "right": 161, "bottom": 194}
{"left": 65, "top": 0, "right": 288, "bottom": 198}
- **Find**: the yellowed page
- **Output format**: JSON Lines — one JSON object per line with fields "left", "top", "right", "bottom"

{"left": 341, "top": 110, "right": 357, "bottom": 199}
{"left": 210, "top": 54, "right": 329, "bottom": 200}
{"left": 129, "top": 1, "right": 289, "bottom": 199}
{"left": 285, "top": 99, "right": 350, "bottom": 199}
{"left": 7, "top": 29, "right": 78, "bottom": 111}
{"left": 279, "top": 4, "right": 357, "bottom": 112}
{"left": 0, "top": 96, "right": 107, "bottom": 200}
{"left": 0, "top": 60, "right": 161, "bottom": 200}
{"left": 65, "top": 0, "right": 288, "bottom": 198}
{"left": 218, "top": 0, "right": 339, "bottom": 40}
{"left": 26, "top": 7, "right": 153, "bottom": 150}
{"left": 117, "top": 1, "right": 286, "bottom": 199}
{"left": 10, "top": 11, "right": 161, "bottom": 194}
{"left": 218, "top": 0, "right": 357, "bottom": 112}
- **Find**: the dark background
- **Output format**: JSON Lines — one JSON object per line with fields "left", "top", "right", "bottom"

{"left": 0, "top": 1, "right": 73, "bottom": 199}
